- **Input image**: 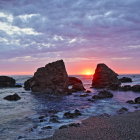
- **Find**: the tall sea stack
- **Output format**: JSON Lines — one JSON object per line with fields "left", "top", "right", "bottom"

{"left": 92, "top": 63, "right": 121, "bottom": 89}
{"left": 29, "top": 60, "right": 69, "bottom": 94}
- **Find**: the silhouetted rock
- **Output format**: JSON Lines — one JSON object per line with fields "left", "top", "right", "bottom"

{"left": 119, "top": 77, "right": 132, "bottom": 83}
{"left": 85, "top": 90, "right": 91, "bottom": 93}
{"left": 132, "top": 85, "right": 140, "bottom": 92}
{"left": 126, "top": 100, "right": 135, "bottom": 104}
{"left": 0, "top": 76, "right": 15, "bottom": 87}
{"left": 117, "top": 107, "right": 128, "bottom": 114}
{"left": 41, "top": 126, "right": 52, "bottom": 130}
{"left": 24, "top": 78, "right": 33, "bottom": 90}
{"left": 92, "top": 64, "right": 121, "bottom": 89}
{"left": 15, "top": 85, "right": 22, "bottom": 88}
{"left": 25, "top": 60, "right": 69, "bottom": 94}
{"left": 119, "top": 85, "right": 131, "bottom": 91}
{"left": 4, "top": 93, "right": 21, "bottom": 101}
{"left": 59, "top": 125, "right": 68, "bottom": 129}
{"left": 92, "top": 90, "right": 113, "bottom": 99}
{"left": 69, "top": 123, "right": 80, "bottom": 127}
{"left": 134, "top": 97, "right": 140, "bottom": 104}
{"left": 68, "top": 77, "right": 85, "bottom": 92}
{"left": 64, "top": 109, "right": 82, "bottom": 119}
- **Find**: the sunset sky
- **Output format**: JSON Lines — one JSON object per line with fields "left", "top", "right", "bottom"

{"left": 0, "top": 0, "right": 140, "bottom": 75}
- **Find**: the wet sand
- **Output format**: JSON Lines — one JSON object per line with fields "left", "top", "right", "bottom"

{"left": 45, "top": 111, "right": 140, "bottom": 140}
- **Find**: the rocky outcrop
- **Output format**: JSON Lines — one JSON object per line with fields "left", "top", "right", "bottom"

{"left": 68, "top": 77, "right": 85, "bottom": 92}
{"left": 0, "top": 76, "right": 15, "bottom": 87}
{"left": 24, "top": 60, "right": 85, "bottom": 94}
{"left": 119, "top": 77, "right": 132, "bottom": 83}
{"left": 92, "top": 64, "right": 121, "bottom": 89}
{"left": 4, "top": 93, "right": 21, "bottom": 101}
{"left": 119, "top": 85, "right": 132, "bottom": 91}
{"left": 131, "top": 85, "right": 140, "bottom": 92}
{"left": 134, "top": 97, "right": 140, "bottom": 104}
{"left": 92, "top": 90, "right": 113, "bottom": 99}
{"left": 24, "top": 60, "right": 69, "bottom": 94}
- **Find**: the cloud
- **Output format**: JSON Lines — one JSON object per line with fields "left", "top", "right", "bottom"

{"left": 0, "top": 0, "right": 140, "bottom": 74}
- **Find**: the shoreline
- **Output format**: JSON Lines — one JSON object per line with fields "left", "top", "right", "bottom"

{"left": 45, "top": 110, "right": 140, "bottom": 140}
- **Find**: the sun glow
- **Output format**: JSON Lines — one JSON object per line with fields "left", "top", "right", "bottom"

{"left": 84, "top": 70, "right": 93, "bottom": 75}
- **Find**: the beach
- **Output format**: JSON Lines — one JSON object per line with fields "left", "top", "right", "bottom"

{"left": 46, "top": 111, "right": 140, "bottom": 140}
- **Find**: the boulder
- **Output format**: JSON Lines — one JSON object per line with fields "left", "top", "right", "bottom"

{"left": 131, "top": 85, "right": 140, "bottom": 92}
{"left": 119, "top": 85, "right": 131, "bottom": 91}
{"left": 68, "top": 77, "right": 85, "bottom": 92}
{"left": 92, "top": 64, "right": 121, "bottom": 89}
{"left": 24, "top": 78, "right": 33, "bottom": 90}
{"left": 117, "top": 107, "right": 128, "bottom": 114}
{"left": 4, "top": 93, "right": 21, "bottom": 101}
{"left": 119, "top": 77, "right": 132, "bottom": 83}
{"left": 0, "top": 76, "right": 15, "bottom": 87}
{"left": 126, "top": 100, "right": 135, "bottom": 104}
{"left": 64, "top": 109, "right": 82, "bottom": 119}
{"left": 92, "top": 90, "right": 113, "bottom": 99}
{"left": 134, "top": 97, "right": 140, "bottom": 104}
{"left": 25, "top": 60, "right": 69, "bottom": 94}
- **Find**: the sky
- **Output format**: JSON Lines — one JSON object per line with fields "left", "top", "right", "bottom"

{"left": 0, "top": 0, "right": 140, "bottom": 75}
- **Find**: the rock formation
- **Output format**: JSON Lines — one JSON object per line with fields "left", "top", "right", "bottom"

{"left": 119, "top": 77, "right": 132, "bottom": 83}
{"left": 68, "top": 77, "right": 85, "bottom": 92}
{"left": 0, "top": 76, "right": 15, "bottom": 87}
{"left": 92, "top": 63, "right": 121, "bottom": 89}
{"left": 92, "top": 90, "right": 113, "bottom": 99}
{"left": 25, "top": 60, "right": 69, "bottom": 94}
{"left": 24, "top": 60, "right": 85, "bottom": 94}
{"left": 4, "top": 93, "right": 21, "bottom": 101}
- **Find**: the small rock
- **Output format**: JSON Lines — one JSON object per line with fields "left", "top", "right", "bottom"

{"left": 59, "top": 125, "right": 68, "bottom": 129}
{"left": 134, "top": 97, "right": 140, "bottom": 104}
{"left": 132, "top": 85, "right": 140, "bottom": 92}
{"left": 69, "top": 123, "right": 80, "bottom": 127}
{"left": 92, "top": 90, "right": 113, "bottom": 99}
{"left": 18, "top": 136, "right": 25, "bottom": 139}
{"left": 117, "top": 107, "right": 128, "bottom": 114}
{"left": 38, "top": 115, "right": 45, "bottom": 120}
{"left": 85, "top": 90, "right": 91, "bottom": 93}
{"left": 15, "top": 85, "right": 22, "bottom": 88}
{"left": 49, "top": 118, "right": 60, "bottom": 123}
{"left": 48, "top": 109, "right": 59, "bottom": 114}
{"left": 64, "top": 110, "right": 82, "bottom": 119}
{"left": 40, "top": 119, "right": 45, "bottom": 122}
{"left": 119, "top": 85, "right": 131, "bottom": 91}
{"left": 119, "top": 77, "right": 132, "bottom": 83}
{"left": 87, "top": 99, "right": 95, "bottom": 102}
{"left": 41, "top": 126, "right": 52, "bottom": 130}
{"left": 4, "top": 93, "right": 21, "bottom": 101}
{"left": 126, "top": 100, "right": 135, "bottom": 104}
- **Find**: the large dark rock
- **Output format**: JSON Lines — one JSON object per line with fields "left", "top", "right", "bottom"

{"left": 92, "top": 64, "right": 121, "bottom": 89}
{"left": 25, "top": 60, "right": 69, "bottom": 94}
{"left": 68, "top": 77, "right": 85, "bottom": 92}
{"left": 0, "top": 76, "right": 15, "bottom": 87}
{"left": 119, "top": 77, "right": 132, "bottom": 83}
{"left": 24, "top": 61, "right": 85, "bottom": 94}
{"left": 4, "top": 93, "right": 21, "bottom": 101}
{"left": 92, "top": 90, "right": 113, "bottom": 99}
{"left": 131, "top": 85, "right": 140, "bottom": 92}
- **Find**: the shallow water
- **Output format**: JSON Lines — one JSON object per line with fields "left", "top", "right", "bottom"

{"left": 0, "top": 74, "right": 140, "bottom": 140}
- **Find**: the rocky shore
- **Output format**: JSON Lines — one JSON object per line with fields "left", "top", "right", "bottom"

{"left": 45, "top": 111, "right": 140, "bottom": 140}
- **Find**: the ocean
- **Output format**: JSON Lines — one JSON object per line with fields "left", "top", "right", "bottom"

{"left": 0, "top": 74, "right": 140, "bottom": 140}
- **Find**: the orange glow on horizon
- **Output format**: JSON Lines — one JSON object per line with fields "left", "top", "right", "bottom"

{"left": 81, "top": 69, "right": 93, "bottom": 75}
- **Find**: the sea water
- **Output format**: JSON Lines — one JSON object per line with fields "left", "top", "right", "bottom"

{"left": 0, "top": 74, "right": 140, "bottom": 140}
